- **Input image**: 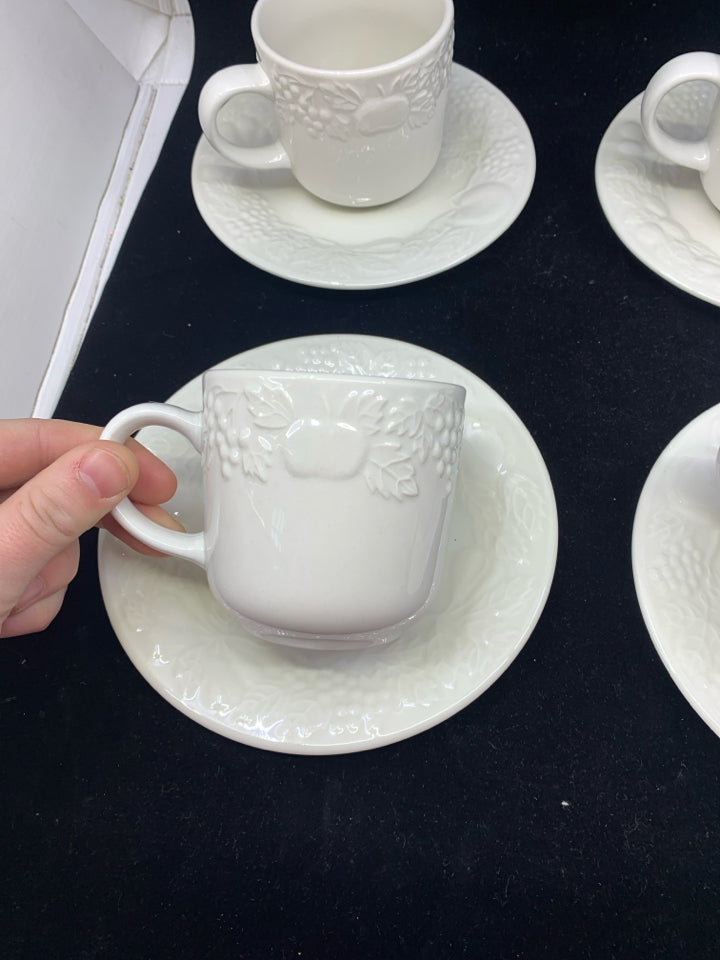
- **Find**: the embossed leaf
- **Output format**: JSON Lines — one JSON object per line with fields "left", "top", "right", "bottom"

{"left": 386, "top": 401, "right": 423, "bottom": 439}
{"left": 510, "top": 479, "right": 542, "bottom": 542}
{"left": 245, "top": 381, "right": 293, "bottom": 429}
{"left": 341, "top": 389, "right": 385, "bottom": 434}
{"left": 317, "top": 83, "right": 363, "bottom": 111}
{"left": 452, "top": 184, "right": 513, "bottom": 226}
{"left": 326, "top": 115, "right": 354, "bottom": 141}
{"left": 408, "top": 103, "right": 436, "bottom": 129}
{"left": 365, "top": 443, "right": 418, "bottom": 500}
{"left": 242, "top": 444, "right": 272, "bottom": 482}
{"left": 412, "top": 428, "right": 434, "bottom": 464}
{"left": 424, "top": 392, "right": 449, "bottom": 415}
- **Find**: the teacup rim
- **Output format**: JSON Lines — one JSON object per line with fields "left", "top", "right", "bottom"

{"left": 250, "top": 0, "right": 454, "bottom": 81}
{"left": 203, "top": 367, "right": 466, "bottom": 395}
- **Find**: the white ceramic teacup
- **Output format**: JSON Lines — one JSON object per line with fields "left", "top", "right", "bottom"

{"left": 198, "top": 0, "right": 454, "bottom": 207}
{"left": 641, "top": 51, "right": 720, "bottom": 210}
{"left": 102, "top": 370, "right": 465, "bottom": 650}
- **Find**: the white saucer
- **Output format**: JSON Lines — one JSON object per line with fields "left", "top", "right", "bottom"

{"left": 633, "top": 403, "right": 720, "bottom": 738}
{"left": 191, "top": 63, "right": 535, "bottom": 289}
{"left": 98, "top": 334, "right": 557, "bottom": 754}
{"left": 596, "top": 82, "right": 720, "bottom": 306}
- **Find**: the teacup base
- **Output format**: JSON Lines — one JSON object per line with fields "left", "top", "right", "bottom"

{"left": 242, "top": 617, "right": 405, "bottom": 651}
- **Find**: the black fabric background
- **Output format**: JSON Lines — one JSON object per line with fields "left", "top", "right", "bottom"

{"left": 4, "top": 1, "right": 720, "bottom": 957}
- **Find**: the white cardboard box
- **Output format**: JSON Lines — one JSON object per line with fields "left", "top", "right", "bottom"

{"left": 0, "top": 0, "right": 194, "bottom": 418}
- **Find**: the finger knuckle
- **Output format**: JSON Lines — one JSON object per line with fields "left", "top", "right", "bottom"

{"left": 18, "top": 486, "right": 78, "bottom": 547}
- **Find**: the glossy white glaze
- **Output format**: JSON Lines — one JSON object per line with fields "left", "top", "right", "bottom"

{"left": 633, "top": 403, "right": 720, "bottom": 739}
{"left": 641, "top": 52, "right": 720, "bottom": 210}
{"left": 103, "top": 370, "right": 465, "bottom": 648}
{"left": 192, "top": 63, "right": 536, "bottom": 289}
{"left": 98, "top": 334, "right": 558, "bottom": 754}
{"left": 198, "top": 0, "right": 454, "bottom": 206}
{"left": 596, "top": 82, "right": 720, "bottom": 307}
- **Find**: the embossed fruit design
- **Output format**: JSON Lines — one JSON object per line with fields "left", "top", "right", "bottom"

{"left": 428, "top": 399, "right": 464, "bottom": 484}
{"left": 205, "top": 376, "right": 463, "bottom": 502}
{"left": 269, "top": 30, "right": 453, "bottom": 143}
{"left": 356, "top": 95, "right": 410, "bottom": 135}
{"left": 283, "top": 417, "right": 369, "bottom": 479}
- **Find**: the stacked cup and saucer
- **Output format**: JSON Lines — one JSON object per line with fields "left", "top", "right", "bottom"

{"left": 191, "top": 0, "right": 536, "bottom": 289}
{"left": 99, "top": 335, "right": 558, "bottom": 755}
{"left": 98, "top": 2, "right": 558, "bottom": 755}
{"left": 598, "top": 51, "right": 720, "bottom": 738}
{"left": 596, "top": 51, "right": 720, "bottom": 307}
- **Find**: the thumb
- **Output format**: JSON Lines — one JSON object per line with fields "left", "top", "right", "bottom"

{"left": 0, "top": 440, "right": 138, "bottom": 617}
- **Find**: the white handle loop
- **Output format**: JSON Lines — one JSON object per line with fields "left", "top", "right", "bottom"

{"left": 198, "top": 64, "right": 291, "bottom": 169}
{"left": 641, "top": 51, "right": 720, "bottom": 172}
{"left": 101, "top": 403, "right": 206, "bottom": 566}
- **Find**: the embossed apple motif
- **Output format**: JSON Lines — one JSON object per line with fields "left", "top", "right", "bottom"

{"left": 234, "top": 377, "right": 461, "bottom": 501}
{"left": 282, "top": 417, "right": 369, "bottom": 479}
{"left": 356, "top": 95, "right": 410, "bottom": 135}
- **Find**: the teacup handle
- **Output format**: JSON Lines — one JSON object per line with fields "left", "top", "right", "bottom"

{"left": 101, "top": 402, "right": 206, "bottom": 566}
{"left": 640, "top": 51, "right": 720, "bottom": 172}
{"left": 198, "top": 64, "right": 292, "bottom": 170}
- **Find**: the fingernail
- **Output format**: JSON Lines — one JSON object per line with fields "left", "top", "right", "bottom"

{"left": 79, "top": 448, "right": 132, "bottom": 499}
{"left": 12, "top": 576, "right": 45, "bottom": 615}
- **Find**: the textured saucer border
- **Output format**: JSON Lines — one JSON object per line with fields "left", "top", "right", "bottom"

{"left": 98, "top": 334, "right": 558, "bottom": 755}
{"left": 191, "top": 63, "right": 536, "bottom": 289}
{"left": 632, "top": 403, "right": 720, "bottom": 739}
{"left": 595, "top": 86, "right": 720, "bottom": 307}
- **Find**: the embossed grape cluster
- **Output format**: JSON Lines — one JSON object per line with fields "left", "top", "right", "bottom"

{"left": 205, "top": 390, "right": 245, "bottom": 477}
{"left": 653, "top": 538, "right": 705, "bottom": 599}
{"left": 235, "top": 194, "right": 281, "bottom": 246}
{"left": 274, "top": 74, "right": 335, "bottom": 138}
{"left": 481, "top": 133, "right": 523, "bottom": 181}
{"left": 301, "top": 104, "right": 334, "bottom": 137}
{"left": 429, "top": 399, "right": 464, "bottom": 485}
{"left": 284, "top": 341, "right": 433, "bottom": 380}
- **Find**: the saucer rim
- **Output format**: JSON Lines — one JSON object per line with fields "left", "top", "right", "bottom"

{"left": 595, "top": 90, "right": 720, "bottom": 308}
{"left": 98, "top": 334, "right": 558, "bottom": 754}
{"left": 190, "top": 63, "right": 536, "bottom": 290}
{"left": 632, "top": 402, "right": 720, "bottom": 739}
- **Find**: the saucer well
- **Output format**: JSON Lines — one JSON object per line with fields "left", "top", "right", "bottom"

{"left": 98, "top": 334, "right": 558, "bottom": 754}
{"left": 596, "top": 83, "right": 720, "bottom": 306}
{"left": 190, "top": 64, "right": 536, "bottom": 289}
{"left": 633, "top": 403, "right": 720, "bottom": 738}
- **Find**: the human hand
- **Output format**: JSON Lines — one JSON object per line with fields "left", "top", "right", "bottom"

{"left": 0, "top": 418, "right": 181, "bottom": 638}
